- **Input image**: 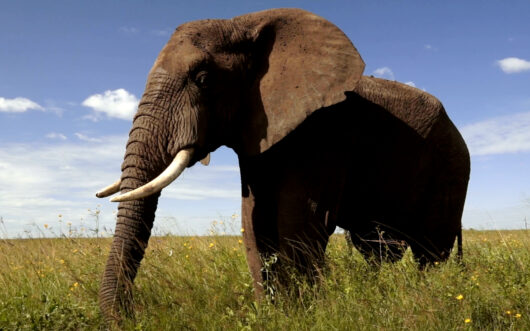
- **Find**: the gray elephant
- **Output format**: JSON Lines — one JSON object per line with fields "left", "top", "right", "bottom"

{"left": 96, "top": 8, "right": 470, "bottom": 322}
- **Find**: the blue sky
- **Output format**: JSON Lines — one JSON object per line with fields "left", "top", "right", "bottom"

{"left": 1, "top": 1, "right": 529, "bottom": 237}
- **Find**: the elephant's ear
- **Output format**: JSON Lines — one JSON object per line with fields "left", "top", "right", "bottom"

{"left": 234, "top": 8, "right": 365, "bottom": 155}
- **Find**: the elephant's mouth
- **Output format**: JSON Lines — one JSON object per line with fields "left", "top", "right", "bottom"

{"left": 96, "top": 147, "right": 195, "bottom": 202}
{"left": 186, "top": 144, "right": 210, "bottom": 167}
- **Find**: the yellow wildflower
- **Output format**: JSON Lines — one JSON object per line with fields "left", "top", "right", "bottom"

{"left": 455, "top": 294, "right": 464, "bottom": 300}
{"left": 238, "top": 239, "right": 243, "bottom": 244}
{"left": 464, "top": 318, "right": 471, "bottom": 324}
{"left": 515, "top": 313, "right": 521, "bottom": 318}
{"left": 209, "top": 243, "right": 214, "bottom": 248}
{"left": 506, "top": 310, "right": 512, "bottom": 315}
{"left": 240, "top": 228, "right": 245, "bottom": 233}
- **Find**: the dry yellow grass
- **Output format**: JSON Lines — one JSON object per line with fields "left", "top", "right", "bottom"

{"left": 0, "top": 227, "right": 529, "bottom": 329}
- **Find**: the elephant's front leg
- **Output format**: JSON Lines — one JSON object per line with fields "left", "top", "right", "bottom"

{"left": 241, "top": 190, "right": 270, "bottom": 299}
{"left": 240, "top": 165, "right": 286, "bottom": 299}
{"left": 241, "top": 178, "right": 336, "bottom": 300}
{"left": 274, "top": 177, "right": 336, "bottom": 283}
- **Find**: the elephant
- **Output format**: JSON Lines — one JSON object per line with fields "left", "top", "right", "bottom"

{"left": 95, "top": 8, "right": 470, "bottom": 322}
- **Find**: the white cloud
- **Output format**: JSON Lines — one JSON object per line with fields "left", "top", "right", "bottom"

{"left": 424, "top": 44, "right": 438, "bottom": 51}
{"left": 0, "top": 137, "right": 240, "bottom": 237}
{"left": 372, "top": 67, "right": 395, "bottom": 80}
{"left": 42, "top": 100, "right": 66, "bottom": 116}
{"left": 82, "top": 89, "right": 138, "bottom": 120}
{"left": 164, "top": 186, "right": 239, "bottom": 200}
{"left": 463, "top": 204, "right": 530, "bottom": 230}
{"left": 0, "top": 97, "right": 44, "bottom": 113}
{"left": 46, "top": 132, "right": 67, "bottom": 140}
{"left": 151, "top": 28, "right": 173, "bottom": 37}
{"left": 119, "top": 26, "right": 139, "bottom": 34}
{"left": 404, "top": 81, "right": 416, "bottom": 87}
{"left": 0, "top": 136, "right": 126, "bottom": 236}
{"left": 497, "top": 57, "right": 530, "bottom": 74}
{"left": 82, "top": 113, "right": 100, "bottom": 122}
{"left": 75, "top": 133, "right": 102, "bottom": 143}
{"left": 460, "top": 111, "right": 530, "bottom": 155}
{"left": 45, "top": 105, "right": 65, "bottom": 116}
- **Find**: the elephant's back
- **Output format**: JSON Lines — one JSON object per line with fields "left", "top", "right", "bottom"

{"left": 427, "top": 111, "right": 470, "bottom": 181}
{"left": 353, "top": 76, "right": 445, "bottom": 139}
{"left": 353, "top": 76, "right": 469, "bottom": 179}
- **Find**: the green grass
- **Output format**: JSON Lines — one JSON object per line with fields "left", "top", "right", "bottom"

{"left": 0, "top": 228, "right": 529, "bottom": 330}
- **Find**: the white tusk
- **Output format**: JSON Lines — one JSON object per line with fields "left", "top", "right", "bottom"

{"left": 200, "top": 153, "right": 210, "bottom": 166}
{"left": 95, "top": 179, "right": 121, "bottom": 198}
{"left": 110, "top": 148, "right": 194, "bottom": 202}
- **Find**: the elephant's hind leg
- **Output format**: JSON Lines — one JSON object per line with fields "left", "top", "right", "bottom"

{"left": 409, "top": 179, "right": 468, "bottom": 266}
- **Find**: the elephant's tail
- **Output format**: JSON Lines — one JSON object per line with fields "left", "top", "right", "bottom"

{"left": 457, "top": 226, "right": 463, "bottom": 261}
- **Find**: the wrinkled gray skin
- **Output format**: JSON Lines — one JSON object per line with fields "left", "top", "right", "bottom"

{"left": 99, "top": 8, "right": 470, "bottom": 323}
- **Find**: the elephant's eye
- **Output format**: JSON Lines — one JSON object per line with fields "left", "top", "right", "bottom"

{"left": 194, "top": 71, "right": 208, "bottom": 89}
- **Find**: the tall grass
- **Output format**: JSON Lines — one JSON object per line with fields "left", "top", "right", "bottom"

{"left": 0, "top": 224, "right": 529, "bottom": 329}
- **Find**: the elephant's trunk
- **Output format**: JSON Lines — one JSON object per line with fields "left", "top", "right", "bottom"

{"left": 99, "top": 102, "right": 169, "bottom": 323}
{"left": 99, "top": 194, "right": 159, "bottom": 322}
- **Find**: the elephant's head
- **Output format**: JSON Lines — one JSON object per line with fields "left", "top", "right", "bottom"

{"left": 97, "top": 8, "right": 364, "bottom": 322}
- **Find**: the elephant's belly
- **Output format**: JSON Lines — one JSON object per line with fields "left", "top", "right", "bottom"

{"left": 335, "top": 151, "right": 434, "bottom": 235}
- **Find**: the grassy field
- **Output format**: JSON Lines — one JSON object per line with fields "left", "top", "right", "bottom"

{"left": 0, "top": 226, "right": 529, "bottom": 330}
